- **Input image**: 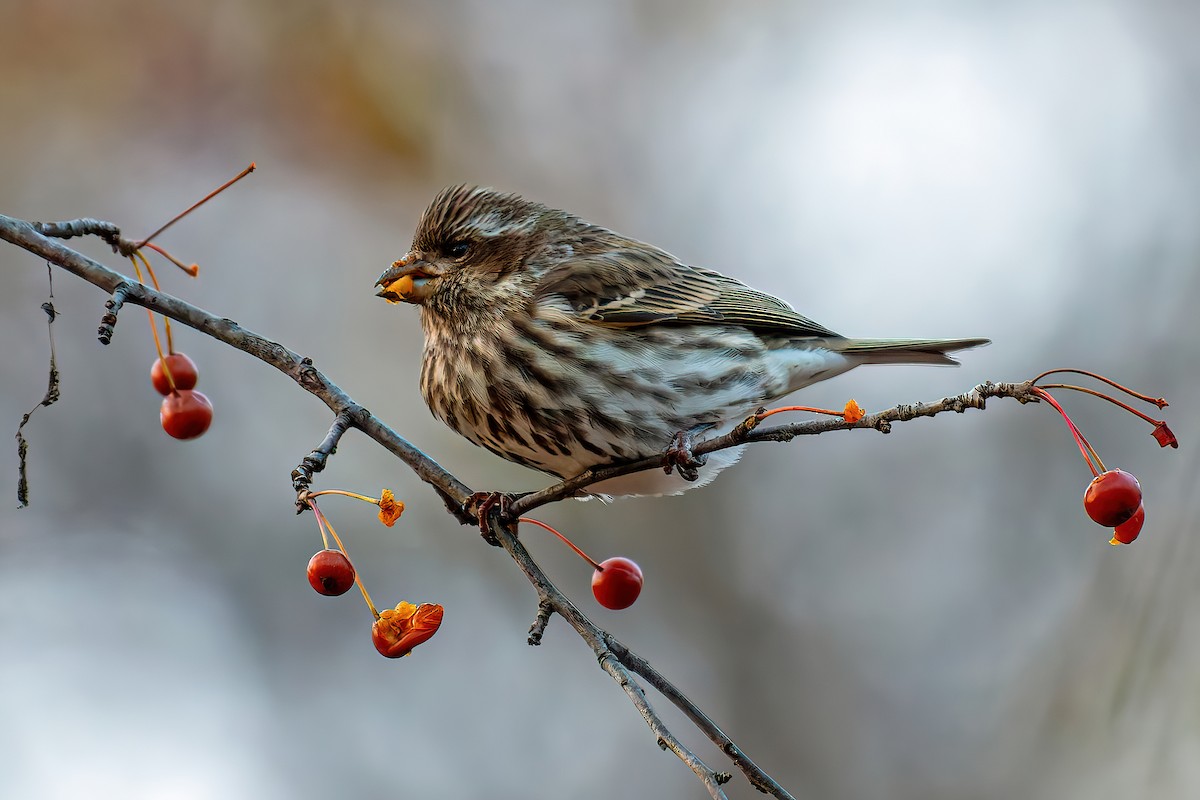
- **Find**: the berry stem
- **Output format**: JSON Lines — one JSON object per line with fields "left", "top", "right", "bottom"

{"left": 1032, "top": 368, "right": 1168, "bottom": 409}
{"left": 1032, "top": 387, "right": 1105, "bottom": 476}
{"left": 143, "top": 241, "right": 199, "bottom": 277}
{"left": 130, "top": 253, "right": 176, "bottom": 392}
{"left": 1036, "top": 383, "right": 1165, "bottom": 427}
{"left": 1076, "top": 428, "right": 1104, "bottom": 475}
{"left": 302, "top": 488, "right": 402, "bottom": 527}
{"left": 135, "top": 162, "right": 257, "bottom": 249}
{"left": 519, "top": 517, "right": 603, "bottom": 571}
{"left": 307, "top": 498, "right": 380, "bottom": 619}
{"left": 306, "top": 489, "right": 383, "bottom": 505}
{"left": 757, "top": 404, "right": 846, "bottom": 422}
{"left": 132, "top": 249, "right": 175, "bottom": 355}
{"left": 308, "top": 498, "right": 332, "bottom": 550}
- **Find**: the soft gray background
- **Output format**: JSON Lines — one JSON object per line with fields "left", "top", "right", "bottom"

{"left": 1, "top": 1, "right": 1197, "bottom": 798}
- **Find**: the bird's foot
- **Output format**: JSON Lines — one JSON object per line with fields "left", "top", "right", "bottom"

{"left": 462, "top": 491, "right": 527, "bottom": 545}
{"left": 662, "top": 431, "right": 707, "bottom": 482}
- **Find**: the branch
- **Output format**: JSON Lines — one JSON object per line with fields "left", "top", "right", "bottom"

{"left": 0, "top": 214, "right": 470, "bottom": 505}
{"left": 606, "top": 637, "right": 794, "bottom": 798}
{"left": 507, "top": 381, "right": 1039, "bottom": 517}
{"left": 490, "top": 518, "right": 735, "bottom": 799}
{"left": 2, "top": 211, "right": 1025, "bottom": 798}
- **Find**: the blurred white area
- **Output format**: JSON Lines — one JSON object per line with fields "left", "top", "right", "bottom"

{"left": 1, "top": 1, "right": 1198, "bottom": 798}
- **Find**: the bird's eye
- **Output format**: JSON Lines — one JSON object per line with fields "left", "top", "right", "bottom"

{"left": 447, "top": 241, "right": 470, "bottom": 259}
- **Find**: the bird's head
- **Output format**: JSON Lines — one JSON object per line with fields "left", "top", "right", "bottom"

{"left": 375, "top": 185, "right": 559, "bottom": 317}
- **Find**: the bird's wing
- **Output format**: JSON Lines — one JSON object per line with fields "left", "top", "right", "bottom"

{"left": 532, "top": 244, "right": 840, "bottom": 338}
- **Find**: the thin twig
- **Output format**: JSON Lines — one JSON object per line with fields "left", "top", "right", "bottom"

{"left": 292, "top": 409, "right": 357, "bottom": 499}
{"left": 488, "top": 518, "right": 735, "bottom": 799}
{"left": 15, "top": 266, "right": 60, "bottom": 507}
{"left": 97, "top": 283, "right": 131, "bottom": 344}
{"left": 608, "top": 636, "right": 794, "bottom": 797}
{"left": 528, "top": 598, "right": 554, "bottom": 646}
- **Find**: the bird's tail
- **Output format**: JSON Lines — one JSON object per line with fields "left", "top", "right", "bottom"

{"left": 831, "top": 337, "right": 990, "bottom": 366}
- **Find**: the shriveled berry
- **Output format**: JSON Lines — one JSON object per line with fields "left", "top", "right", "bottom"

{"left": 160, "top": 390, "right": 213, "bottom": 440}
{"left": 1152, "top": 422, "right": 1178, "bottom": 449}
{"left": 151, "top": 353, "right": 199, "bottom": 395}
{"left": 591, "top": 557, "right": 643, "bottom": 610}
{"left": 1112, "top": 504, "right": 1145, "bottom": 545}
{"left": 372, "top": 602, "right": 444, "bottom": 657}
{"left": 307, "top": 549, "right": 356, "bottom": 596}
{"left": 1083, "top": 469, "right": 1141, "bottom": 527}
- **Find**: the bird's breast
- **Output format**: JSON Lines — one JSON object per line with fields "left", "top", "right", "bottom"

{"left": 415, "top": 314, "right": 801, "bottom": 477}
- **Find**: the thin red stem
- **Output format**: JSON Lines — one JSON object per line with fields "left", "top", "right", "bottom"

{"left": 757, "top": 404, "right": 845, "bottom": 421}
{"left": 308, "top": 499, "right": 379, "bottom": 618}
{"left": 1032, "top": 387, "right": 1104, "bottom": 476}
{"left": 143, "top": 242, "right": 199, "bottom": 277}
{"left": 1037, "top": 383, "right": 1162, "bottom": 427}
{"left": 1074, "top": 426, "right": 1105, "bottom": 476}
{"left": 135, "top": 162, "right": 256, "bottom": 248}
{"left": 1032, "top": 368, "right": 1168, "bottom": 409}
{"left": 130, "top": 254, "right": 175, "bottom": 392}
{"left": 519, "top": 517, "right": 603, "bottom": 571}
{"left": 133, "top": 250, "right": 174, "bottom": 354}
{"left": 309, "top": 498, "right": 332, "bottom": 550}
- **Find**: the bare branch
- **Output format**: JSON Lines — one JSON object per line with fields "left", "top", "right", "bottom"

{"left": 97, "top": 283, "right": 131, "bottom": 344}
{"left": 33, "top": 218, "right": 140, "bottom": 256}
{"left": 489, "top": 519, "right": 736, "bottom": 799}
{"left": 508, "top": 381, "right": 1039, "bottom": 518}
{"left": 607, "top": 637, "right": 796, "bottom": 799}
{"left": 1, "top": 214, "right": 470, "bottom": 506}
{"left": 292, "top": 409, "right": 358, "bottom": 500}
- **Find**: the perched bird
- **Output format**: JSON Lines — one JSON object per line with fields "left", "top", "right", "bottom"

{"left": 376, "top": 185, "right": 987, "bottom": 497}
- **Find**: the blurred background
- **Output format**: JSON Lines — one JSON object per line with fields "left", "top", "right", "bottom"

{"left": 1, "top": 1, "right": 1197, "bottom": 798}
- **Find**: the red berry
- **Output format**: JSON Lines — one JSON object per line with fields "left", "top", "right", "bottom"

{"left": 151, "top": 353, "right": 199, "bottom": 395}
{"left": 160, "top": 389, "right": 213, "bottom": 440}
{"left": 591, "top": 557, "right": 643, "bottom": 610}
{"left": 307, "top": 549, "right": 356, "bottom": 596}
{"left": 1112, "top": 504, "right": 1145, "bottom": 545}
{"left": 1083, "top": 469, "right": 1141, "bottom": 527}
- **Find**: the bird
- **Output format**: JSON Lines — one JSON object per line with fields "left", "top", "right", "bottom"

{"left": 376, "top": 185, "right": 988, "bottom": 498}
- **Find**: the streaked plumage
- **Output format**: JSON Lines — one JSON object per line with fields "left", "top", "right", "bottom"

{"left": 376, "top": 185, "right": 988, "bottom": 496}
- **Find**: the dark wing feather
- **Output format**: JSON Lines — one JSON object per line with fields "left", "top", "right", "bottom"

{"left": 533, "top": 239, "right": 839, "bottom": 338}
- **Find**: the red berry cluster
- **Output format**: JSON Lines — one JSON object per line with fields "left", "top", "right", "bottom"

{"left": 302, "top": 489, "right": 444, "bottom": 659}
{"left": 1032, "top": 369, "right": 1176, "bottom": 546}
{"left": 151, "top": 352, "right": 213, "bottom": 439}
{"left": 520, "top": 517, "right": 645, "bottom": 610}
{"left": 124, "top": 240, "right": 212, "bottom": 440}
{"left": 1084, "top": 469, "right": 1144, "bottom": 544}
{"left": 122, "top": 165, "right": 258, "bottom": 441}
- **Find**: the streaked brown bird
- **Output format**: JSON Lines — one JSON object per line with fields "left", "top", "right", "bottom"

{"left": 376, "top": 186, "right": 987, "bottom": 497}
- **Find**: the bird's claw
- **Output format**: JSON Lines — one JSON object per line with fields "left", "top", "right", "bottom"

{"left": 462, "top": 491, "right": 528, "bottom": 545}
{"left": 662, "top": 431, "right": 707, "bottom": 482}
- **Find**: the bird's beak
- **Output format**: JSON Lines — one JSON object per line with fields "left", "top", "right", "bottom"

{"left": 375, "top": 253, "right": 438, "bottom": 304}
